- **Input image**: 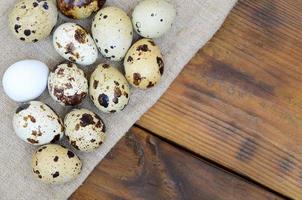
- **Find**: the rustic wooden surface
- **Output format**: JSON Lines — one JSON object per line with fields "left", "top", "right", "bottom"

{"left": 138, "top": 0, "right": 302, "bottom": 199}
{"left": 72, "top": 0, "right": 301, "bottom": 199}
{"left": 71, "top": 127, "right": 282, "bottom": 200}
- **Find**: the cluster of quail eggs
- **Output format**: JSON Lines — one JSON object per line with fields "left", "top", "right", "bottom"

{"left": 2, "top": 0, "right": 176, "bottom": 184}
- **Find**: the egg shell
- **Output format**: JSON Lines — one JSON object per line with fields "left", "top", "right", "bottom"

{"left": 53, "top": 23, "right": 98, "bottom": 65}
{"left": 2, "top": 60, "right": 49, "bottom": 102}
{"left": 8, "top": 0, "right": 58, "bottom": 42}
{"left": 89, "top": 64, "right": 130, "bottom": 113}
{"left": 124, "top": 39, "right": 164, "bottom": 89}
{"left": 48, "top": 63, "right": 88, "bottom": 106}
{"left": 13, "top": 101, "right": 64, "bottom": 145}
{"left": 132, "top": 0, "right": 176, "bottom": 38}
{"left": 57, "top": 0, "right": 106, "bottom": 19}
{"left": 32, "top": 144, "right": 82, "bottom": 184}
{"left": 91, "top": 6, "right": 133, "bottom": 61}
{"left": 64, "top": 108, "right": 106, "bottom": 152}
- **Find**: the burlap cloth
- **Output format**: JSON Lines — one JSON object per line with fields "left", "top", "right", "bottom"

{"left": 0, "top": 0, "right": 236, "bottom": 199}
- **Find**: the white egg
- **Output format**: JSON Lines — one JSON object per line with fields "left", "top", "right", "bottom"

{"left": 132, "top": 0, "right": 176, "bottom": 38}
{"left": 91, "top": 7, "right": 133, "bottom": 61}
{"left": 2, "top": 60, "right": 49, "bottom": 102}
{"left": 53, "top": 23, "right": 98, "bottom": 66}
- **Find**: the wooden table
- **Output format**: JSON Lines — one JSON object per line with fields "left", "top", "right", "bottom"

{"left": 71, "top": 1, "right": 302, "bottom": 199}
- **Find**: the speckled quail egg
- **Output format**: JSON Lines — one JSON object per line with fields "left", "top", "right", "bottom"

{"left": 57, "top": 0, "right": 106, "bottom": 19}
{"left": 91, "top": 6, "right": 133, "bottom": 61}
{"left": 8, "top": 0, "right": 58, "bottom": 42}
{"left": 13, "top": 101, "right": 64, "bottom": 145}
{"left": 124, "top": 39, "right": 164, "bottom": 89}
{"left": 132, "top": 0, "right": 176, "bottom": 38}
{"left": 32, "top": 144, "right": 82, "bottom": 184}
{"left": 48, "top": 62, "right": 88, "bottom": 106}
{"left": 53, "top": 23, "right": 98, "bottom": 65}
{"left": 89, "top": 64, "right": 130, "bottom": 113}
{"left": 64, "top": 108, "right": 106, "bottom": 152}
{"left": 2, "top": 59, "right": 49, "bottom": 102}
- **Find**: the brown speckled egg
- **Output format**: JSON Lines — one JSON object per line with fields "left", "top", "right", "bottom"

{"left": 53, "top": 23, "right": 98, "bottom": 65}
{"left": 91, "top": 6, "right": 133, "bottom": 61}
{"left": 32, "top": 144, "right": 82, "bottom": 184}
{"left": 57, "top": 0, "right": 106, "bottom": 19}
{"left": 8, "top": 0, "right": 58, "bottom": 42}
{"left": 132, "top": 0, "right": 176, "bottom": 38}
{"left": 64, "top": 108, "right": 106, "bottom": 152}
{"left": 13, "top": 101, "right": 64, "bottom": 145}
{"left": 48, "top": 63, "right": 88, "bottom": 106}
{"left": 124, "top": 38, "right": 164, "bottom": 89}
{"left": 89, "top": 64, "right": 130, "bottom": 113}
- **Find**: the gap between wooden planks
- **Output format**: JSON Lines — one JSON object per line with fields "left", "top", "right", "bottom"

{"left": 71, "top": 126, "right": 282, "bottom": 200}
{"left": 137, "top": 0, "right": 302, "bottom": 199}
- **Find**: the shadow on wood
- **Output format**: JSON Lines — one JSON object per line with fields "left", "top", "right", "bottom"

{"left": 71, "top": 127, "right": 282, "bottom": 200}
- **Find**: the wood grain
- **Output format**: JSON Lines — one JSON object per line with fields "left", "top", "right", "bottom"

{"left": 137, "top": 0, "right": 302, "bottom": 198}
{"left": 70, "top": 127, "right": 282, "bottom": 200}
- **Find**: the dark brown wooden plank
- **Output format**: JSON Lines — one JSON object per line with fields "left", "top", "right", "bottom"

{"left": 70, "top": 127, "right": 282, "bottom": 200}
{"left": 137, "top": 0, "right": 302, "bottom": 198}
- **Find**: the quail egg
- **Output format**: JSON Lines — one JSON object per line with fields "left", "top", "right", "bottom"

{"left": 13, "top": 101, "right": 64, "bottom": 145}
{"left": 91, "top": 6, "right": 133, "bottom": 61}
{"left": 64, "top": 108, "right": 106, "bottom": 152}
{"left": 89, "top": 64, "right": 130, "bottom": 113}
{"left": 57, "top": 0, "right": 106, "bottom": 19}
{"left": 48, "top": 62, "right": 88, "bottom": 106}
{"left": 8, "top": 0, "right": 58, "bottom": 42}
{"left": 53, "top": 23, "right": 98, "bottom": 65}
{"left": 32, "top": 144, "right": 82, "bottom": 184}
{"left": 132, "top": 0, "right": 176, "bottom": 38}
{"left": 124, "top": 39, "right": 164, "bottom": 89}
